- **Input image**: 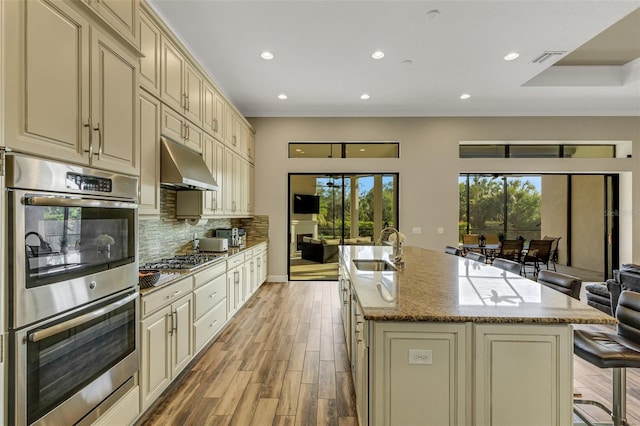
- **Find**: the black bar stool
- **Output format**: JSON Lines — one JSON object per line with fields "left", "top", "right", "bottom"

{"left": 573, "top": 290, "right": 640, "bottom": 426}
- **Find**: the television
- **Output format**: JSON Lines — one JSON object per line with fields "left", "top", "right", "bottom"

{"left": 293, "top": 194, "right": 320, "bottom": 214}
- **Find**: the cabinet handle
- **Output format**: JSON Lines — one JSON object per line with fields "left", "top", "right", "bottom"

{"left": 186, "top": 124, "right": 190, "bottom": 141}
{"left": 182, "top": 92, "right": 187, "bottom": 110}
{"left": 209, "top": 292, "right": 217, "bottom": 298}
{"left": 168, "top": 312, "right": 174, "bottom": 336}
{"left": 214, "top": 118, "right": 218, "bottom": 132}
{"left": 83, "top": 119, "right": 93, "bottom": 158}
{"left": 172, "top": 310, "right": 178, "bottom": 333}
{"left": 232, "top": 135, "right": 236, "bottom": 146}
{"left": 166, "top": 290, "right": 181, "bottom": 299}
{"left": 209, "top": 320, "right": 217, "bottom": 328}
{"left": 94, "top": 123, "right": 102, "bottom": 160}
{"left": 181, "top": 122, "right": 186, "bottom": 140}
{"left": 186, "top": 94, "right": 190, "bottom": 112}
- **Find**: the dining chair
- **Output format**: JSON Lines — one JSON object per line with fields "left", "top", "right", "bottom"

{"left": 521, "top": 239, "right": 553, "bottom": 277}
{"left": 495, "top": 239, "right": 524, "bottom": 263}
{"left": 543, "top": 235, "right": 561, "bottom": 271}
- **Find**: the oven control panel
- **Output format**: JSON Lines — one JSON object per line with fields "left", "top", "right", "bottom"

{"left": 66, "top": 172, "right": 112, "bottom": 192}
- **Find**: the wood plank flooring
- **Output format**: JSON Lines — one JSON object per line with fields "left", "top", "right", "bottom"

{"left": 140, "top": 282, "right": 356, "bottom": 426}
{"left": 139, "top": 281, "right": 640, "bottom": 426}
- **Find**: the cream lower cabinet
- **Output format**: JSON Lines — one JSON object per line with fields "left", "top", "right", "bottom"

{"left": 140, "top": 277, "right": 194, "bottom": 410}
{"left": 3, "top": 0, "right": 139, "bottom": 175}
{"left": 226, "top": 253, "right": 246, "bottom": 317}
{"left": 91, "top": 385, "right": 140, "bottom": 426}
{"left": 254, "top": 243, "right": 268, "bottom": 287}
{"left": 473, "top": 324, "right": 573, "bottom": 426}
{"left": 192, "top": 262, "right": 227, "bottom": 353}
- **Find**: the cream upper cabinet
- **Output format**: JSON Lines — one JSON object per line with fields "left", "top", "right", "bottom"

{"left": 160, "top": 37, "right": 203, "bottom": 126}
{"left": 224, "top": 104, "right": 237, "bottom": 148}
{"left": 213, "top": 140, "right": 225, "bottom": 215}
{"left": 223, "top": 148, "right": 236, "bottom": 215}
{"left": 160, "top": 105, "right": 203, "bottom": 153}
{"left": 248, "top": 162, "right": 255, "bottom": 214}
{"left": 139, "top": 9, "right": 161, "bottom": 96}
{"left": 160, "top": 37, "right": 185, "bottom": 113}
{"left": 203, "top": 83, "right": 225, "bottom": 141}
{"left": 82, "top": 0, "right": 139, "bottom": 46}
{"left": 202, "top": 134, "right": 216, "bottom": 215}
{"left": 3, "top": 0, "right": 139, "bottom": 175}
{"left": 184, "top": 62, "right": 203, "bottom": 125}
{"left": 139, "top": 90, "right": 161, "bottom": 216}
{"left": 90, "top": 27, "right": 139, "bottom": 175}
{"left": 246, "top": 126, "right": 256, "bottom": 163}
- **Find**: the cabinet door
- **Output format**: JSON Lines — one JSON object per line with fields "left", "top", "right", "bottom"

{"left": 184, "top": 61, "right": 203, "bottom": 125}
{"left": 235, "top": 155, "right": 247, "bottom": 215}
{"left": 139, "top": 90, "right": 161, "bottom": 216}
{"left": 224, "top": 104, "right": 236, "bottom": 148}
{"left": 160, "top": 105, "right": 184, "bottom": 143}
{"left": 246, "top": 127, "right": 255, "bottom": 163}
{"left": 4, "top": 0, "right": 90, "bottom": 164}
{"left": 212, "top": 140, "right": 225, "bottom": 215}
{"left": 139, "top": 9, "right": 160, "bottom": 96}
{"left": 171, "top": 294, "right": 194, "bottom": 378}
{"left": 227, "top": 269, "right": 238, "bottom": 317}
{"left": 223, "top": 148, "right": 236, "bottom": 215}
{"left": 184, "top": 120, "right": 203, "bottom": 153}
{"left": 213, "top": 91, "right": 225, "bottom": 142}
{"left": 203, "top": 83, "right": 216, "bottom": 135}
{"left": 248, "top": 162, "right": 255, "bottom": 214}
{"left": 261, "top": 251, "right": 268, "bottom": 284}
{"left": 160, "top": 37, "right": 184, "bottom": 113}
{"left": 202, "top": 135, "right": 215, "bottom": 215}
{"left": 140, "top": 306, "right": 172, "bottom": 409}
{"left": 90, "top": 27, "right": 139, "bottom": 175}
{"left": 86, "top": 0, "right": 139, "bottom": 45}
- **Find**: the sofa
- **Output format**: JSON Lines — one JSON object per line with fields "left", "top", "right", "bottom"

{"left": 300, "top": 236, "right": 372, "bottom": 263}
{"left": 585, "top": 264, "right": 640, "bottom": 316}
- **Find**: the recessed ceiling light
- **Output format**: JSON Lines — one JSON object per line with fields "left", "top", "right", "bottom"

{"left": 426, "top": 9, "right": 440, "bottom": 19}
{"left": 359, "top": 148, "right": 366, "bottom": 152}
{"left": 460, "top": 93, "right": 471, "bottom": 100}
{"left": 504, "top": 52, "right": 520, "bottom": 61}
{"left": 261, "top": 51, "right": 274, "bottom": 60}
{"left": 277, "top": 93, "right": 287, "bottom": 100}
{"left": 402, "top": 59, "right": 413, "bottom": 64}
{"left": 295, "top": 149, "right": 301, "bottom": 152}
{"left": 372, "top": 50, "right": 385, "bottom": 59}
{"left": 360, "top": 94, "right": 370, "bottom": 100}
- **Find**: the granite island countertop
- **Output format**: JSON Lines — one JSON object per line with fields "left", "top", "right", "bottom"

{"left": 342, "top": 245, "right": 616, "bottom": 325}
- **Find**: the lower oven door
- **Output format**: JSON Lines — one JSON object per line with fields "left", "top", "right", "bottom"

{"left": 11, "top": 289, "right": 139, "bottom": 426}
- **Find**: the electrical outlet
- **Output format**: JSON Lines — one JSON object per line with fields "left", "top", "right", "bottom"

{"left": 412, "top": 227, "right": 422, "bottom": 234}
{"left": 409, "top": 349, "right": 433, "bottom": 365}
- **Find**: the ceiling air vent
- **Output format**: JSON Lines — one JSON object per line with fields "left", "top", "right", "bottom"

{"left": 531, "top": 51, "right": 566, "bottom": 63}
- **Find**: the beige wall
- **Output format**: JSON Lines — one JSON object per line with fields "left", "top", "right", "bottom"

{"left": 541, "top": 176, "right": 568, "bottom": 265}
{"left": 250, "top": 117, "right": 640, "bottom": 281}
{"left": 571, "top": 175, "right": 605, "bottom": 271}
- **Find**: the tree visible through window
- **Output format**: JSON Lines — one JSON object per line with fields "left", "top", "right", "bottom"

{"left": 459, "top": 175, "right": 541, "bottom": 241}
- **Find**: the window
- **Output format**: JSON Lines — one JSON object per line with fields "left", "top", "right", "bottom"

{"left": 289, "top": 142, "right": 399, "bottom": 158}
{"left": 459, "top": 143, "right": 617, "bottom": 158}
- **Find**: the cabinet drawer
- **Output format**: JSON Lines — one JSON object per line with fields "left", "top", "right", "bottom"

{"left": 253, "top": 244, "right": 267, "bottom": 255}
{"left": 227, "top": 253, "right": 245, "bottom": 268}
{"left": 141, "top": 276, "right": 192, "bottom": 318}
{"left": 92, "top": 385, "right": 139, "bottom": 426}
{"left": 193, "top": 262, "right": 226, "bottom": 288}
{"left": 193, "top": 274, "right": 226, "bottom": 320}
{"left": 193, "top": 300, "right": 226, "bottom": 352}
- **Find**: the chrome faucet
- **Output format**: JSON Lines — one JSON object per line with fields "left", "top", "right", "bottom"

{"left": 378, "top": 227, "right": 404, "bottom": 267}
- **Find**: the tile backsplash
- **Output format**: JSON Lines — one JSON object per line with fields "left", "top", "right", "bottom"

{"left": 138, "top": 189, "right": 268, "bottom": 264}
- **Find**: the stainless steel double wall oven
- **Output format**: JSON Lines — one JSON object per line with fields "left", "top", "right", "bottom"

{"left": 6, "top": 154, "right": 139, "bottom": 425}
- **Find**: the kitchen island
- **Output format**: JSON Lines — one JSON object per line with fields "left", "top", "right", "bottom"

{"left": 339, "top": 245, "right": 615, "bottom": 426}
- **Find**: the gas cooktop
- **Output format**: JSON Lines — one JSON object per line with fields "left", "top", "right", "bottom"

{"left": 141, "top": 253, "right": 221, "bottom": 271}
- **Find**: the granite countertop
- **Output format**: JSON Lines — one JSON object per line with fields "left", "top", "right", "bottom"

{"left": 139, "top": 239, "right": 268, "bottom": 296}
{"left": 342, "top": 245, "right": 616, "bottom": 325}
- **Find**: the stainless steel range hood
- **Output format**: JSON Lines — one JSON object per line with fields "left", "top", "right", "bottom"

{"left": 160, "top": 136, "right": 218, "bottom": 190}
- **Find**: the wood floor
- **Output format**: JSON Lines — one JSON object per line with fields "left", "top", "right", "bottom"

{"left": 140, "top": 281, "right": 356, "bottom": 426}
{"left": 140, "top": 281, "right": 640, "bottom": 426}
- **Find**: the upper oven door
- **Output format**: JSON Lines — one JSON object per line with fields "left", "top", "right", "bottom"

{"left": 9, "top": 189, "right": 138, "bottom": 329}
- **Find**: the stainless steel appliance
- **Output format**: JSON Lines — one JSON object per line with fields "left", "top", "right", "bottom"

{"left": 199, "top": 237, "right": 228, "bottom": 252}
{"left": 141, "top": 253, "right": 222, "bottom": 270}
{"left": 6, "top": 153, "right": 139, "bottom": 425}
{"left": 215, "top": 227, "right": 245, "bottom": 247}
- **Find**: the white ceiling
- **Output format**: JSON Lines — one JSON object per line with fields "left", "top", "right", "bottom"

{"left": 148, "top": 0, "right": 640, "bottom": 117}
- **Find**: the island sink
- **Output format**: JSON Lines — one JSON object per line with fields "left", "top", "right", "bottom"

{"left": 352, "top": 259, "right": 397, "bottom": 272}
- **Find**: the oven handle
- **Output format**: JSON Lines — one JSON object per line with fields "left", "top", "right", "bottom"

{"left": 23, "top": 196, "right": 136, "bottom": 209}
{"left": 28, "top": 292, "right": 138, "bottom": 342}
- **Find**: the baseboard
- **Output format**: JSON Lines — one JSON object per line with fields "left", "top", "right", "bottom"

{"left": 268, "top": 274, "right": 288, "bottom": 282}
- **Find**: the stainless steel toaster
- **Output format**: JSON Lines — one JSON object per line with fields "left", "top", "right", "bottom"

{"left": 199, "top": 237, "right": 228, "bottom": 252}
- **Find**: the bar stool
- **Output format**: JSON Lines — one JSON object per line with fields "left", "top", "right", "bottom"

{"left": 573, "top": 290, "right": 640, "bottom": 426}
{"left": 492, "top": 258, "right": 522, "bottom": 275}
{"left": 444, "top": 246, "right": 461, "bottom": 256}
{"left": 465, "top": 251, "right": 486, "bottom": 263}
